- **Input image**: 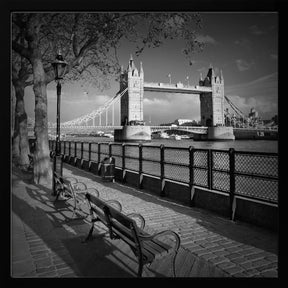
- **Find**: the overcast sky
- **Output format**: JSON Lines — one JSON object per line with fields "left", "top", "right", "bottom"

{"left": 24, "top": 12, "right": 278, "bottom": 125}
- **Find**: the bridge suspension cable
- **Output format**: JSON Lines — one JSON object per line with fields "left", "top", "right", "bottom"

{"left": 60, "top": 87, "right": 128, "bottom": 127}
{"left": 224, "top": 95, "right": 246, "bottom": 118}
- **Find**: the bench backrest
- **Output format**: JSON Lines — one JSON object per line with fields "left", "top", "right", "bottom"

{"left": 104, "top": 204, "right": 142, "bottom": 255}
{"left": 86, "top": 193, "right": 141, "bottom": 253}
{"left": 86, "top": 193, "right": 114, "bottom": 226}
{"left": 54, "top": 171, "right": 74, "bottom": 197}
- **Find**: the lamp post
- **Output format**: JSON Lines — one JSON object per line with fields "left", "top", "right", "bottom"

{"left": 51, "top": 51, "right": 67, "bottom": 195}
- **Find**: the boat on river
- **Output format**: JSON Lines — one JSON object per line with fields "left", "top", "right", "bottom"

{"left": 152, "top": 131, "right": 170, "bottom": 139}
{"left": 170, "top": 134, "right": 181, "bottom": 140}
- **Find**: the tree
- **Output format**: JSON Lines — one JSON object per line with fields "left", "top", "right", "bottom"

{"left": 12, "top": 52, "right": 33, "bottom": 168}
{"left": 12, "top": 12, "right": 204, "bottom": 186}
{"left": 12, "top": 14, "right": 54, "bottom": 184}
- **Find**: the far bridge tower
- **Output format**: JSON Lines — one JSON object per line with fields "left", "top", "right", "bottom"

{"left": 198, "top": 67, "right": 234, "bottom": 140}
{"left": 199, "top": 67, "right": 225, "bottom": 127}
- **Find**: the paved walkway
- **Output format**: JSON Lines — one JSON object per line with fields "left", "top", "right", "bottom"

{"left": 11, "top": 163, "right": 278, "bottom": 278}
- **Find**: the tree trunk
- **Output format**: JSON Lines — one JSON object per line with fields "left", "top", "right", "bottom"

{"left": 32, "top": 57, "right": 52, "bottom": 186}
{"left": 12, "top": 81, "right": 30, "bottom": 168}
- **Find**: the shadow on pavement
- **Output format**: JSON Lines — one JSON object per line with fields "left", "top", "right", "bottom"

{"left": 11, "top": 177, "right": 148, "bottom": 277}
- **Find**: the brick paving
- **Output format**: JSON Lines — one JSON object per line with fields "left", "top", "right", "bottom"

{"left": 11, "top": 163, "right": 278, "bottom": 278}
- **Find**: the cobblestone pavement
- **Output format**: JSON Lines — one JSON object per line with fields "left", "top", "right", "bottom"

{"left": 11, "top": 163, "right": 278, "bottom": 278}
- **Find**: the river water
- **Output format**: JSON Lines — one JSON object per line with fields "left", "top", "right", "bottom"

{"left": 65, "top": 136, "right": 278, "bottom": 154}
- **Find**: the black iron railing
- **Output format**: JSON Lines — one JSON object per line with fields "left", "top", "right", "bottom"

{"left": 50, "top": 140, "right": 278, "bottom": 209}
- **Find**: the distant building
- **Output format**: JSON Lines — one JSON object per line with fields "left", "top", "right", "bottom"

{"left": 174, "top": 119, "right": 194, "bottom": 125}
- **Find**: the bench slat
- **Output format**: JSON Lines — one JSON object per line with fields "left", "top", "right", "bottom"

{"left": 91, "top": 206, "right": 108, "bottom": 225}
{"left": 143, "top": 240, "right": 170, "bottom": 256}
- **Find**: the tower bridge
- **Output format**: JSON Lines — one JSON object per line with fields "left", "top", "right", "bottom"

{"left": 44, "top": 55, "right": 236, "bottom": 141}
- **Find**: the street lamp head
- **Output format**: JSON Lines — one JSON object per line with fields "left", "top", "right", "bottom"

{"left": 52, "top": 51, "right": 68, "bottom": 80}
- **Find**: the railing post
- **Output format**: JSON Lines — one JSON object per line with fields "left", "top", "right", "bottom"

{"left": 81, "top": 142, "right": 84, "bottom": 159}
{"left": 68, "top": 141, "right": 71, "bottom": 157}
{"left": 138, "top": 143, "right": 143, "bottom": 189}
{"left": 98, "top": 143, "right": 101, "bottom": 164}
{"left": 64, "top": 141, "right": 66, "bottom": 156}
{"left": 207, "top": 149, "right": 212, "bottom": 190}
{"left": 88, "top": 142, "right": 92, "bottom": 162}
{"left": 109, "top": 143, "right": 112, "bottom": 157}
{"left": 122, "top": 143, "right": 126, "bottom": 183}
{"left": 189, "top": 146, "right": 195, "bottom": 206}
{"left": 160, "top": 144, "right": 165, "bottom": 197}
{"left": 97, "top": 143, "right": 101, "bottom": 175}
{"left": 74, "top": 142, "right": 77, "bottom": 165}
{"left": 229, "top": 148, "right": 236, "bottom": 221}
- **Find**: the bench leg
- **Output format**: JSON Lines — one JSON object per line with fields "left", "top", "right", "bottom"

{"left": 171, "top": 250, "right": 179, "bottom": 277}
{"left": 71, "top": 206, "right": 77, "bottom": 219}
{"left": 137, "top": 260, "right": 143, "bottom": 277}
{"left": 54, "top": 190, "right": 61, "bottom": 202}
{"left": 83, "top": 224, "right": 94, "bottom": 243}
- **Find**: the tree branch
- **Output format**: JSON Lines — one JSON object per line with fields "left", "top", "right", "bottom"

{"left": 72, "top": 13, "right": 81, "bottom": 57}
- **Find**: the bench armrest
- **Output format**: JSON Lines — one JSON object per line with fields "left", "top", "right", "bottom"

{"left": 127, "top": 213, "right": 146, "bottom": 230}
{"left": 106, "top": 200, "right": 122, "bottom": 212}
{"left": 65, "top": 176, "right": 78, "bottom": 184}
{"left": 73, "top": 184, "right": 100, "bottom": 198}
{"left": 139, "top": 230, "right": 180, "bottom": 252}
{"left": 84, "top": 188, "right": 100, "bottom": 198}
{"left": 73, "top": 182, "right": 87, "bottom": 191}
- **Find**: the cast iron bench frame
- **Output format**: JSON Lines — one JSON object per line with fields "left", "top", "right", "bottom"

{"left": 53, "top": 171, "right": 100, "bottom": 219}
{"left": 84, "top": 192, "right": 181, "bottom": 277}
{"left": 53, "top": 171, "right": 122, "bottom": 220}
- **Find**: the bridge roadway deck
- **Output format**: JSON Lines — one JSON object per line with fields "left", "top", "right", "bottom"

{"left": 12, "top": 163, "right": 278, "bottom": 278}
{"left": 144, "top": 82, "right": 212, "bottom": 94}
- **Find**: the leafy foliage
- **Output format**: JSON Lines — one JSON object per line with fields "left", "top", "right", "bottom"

{"left": 12, "top": 12, "right": 204, "bottom": 90}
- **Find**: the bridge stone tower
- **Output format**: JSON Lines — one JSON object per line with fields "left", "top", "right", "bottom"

{"left": 199, "top": 67, "right": 225, "bottom": 127}
{"left": 119, "top": 55, "right": 144, "bottom": 125}
{"left": 197, "top": 67, "right": 234, "bottom": 140}
{"left": 115, "top": 56, "right": 151, "bottom": 142}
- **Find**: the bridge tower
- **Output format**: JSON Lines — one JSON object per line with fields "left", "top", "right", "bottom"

{"left": 198, "top": 67, "right": 234, "bottom": 140}
{"left": 119, "top": 55, "right": 144, "bottom": 125}
{"left": 199, "top": 67, "right": 225, "bottom": 127}
{"left": 115, "top": 56, "right": 151, "bottom": 142}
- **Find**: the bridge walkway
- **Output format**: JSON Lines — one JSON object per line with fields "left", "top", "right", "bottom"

{"left": 11, "top": 163, "right": 278, "bottom": 278}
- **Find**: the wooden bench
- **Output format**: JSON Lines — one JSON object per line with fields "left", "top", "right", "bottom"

{"left": 53, "top": 172, "right": 122, "bottom": 220}
{"left": 53, "top": 172, "right": 100, "bottom": 219}
{"left": 85, "top": 192, "right": 181, "bottom": 277}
